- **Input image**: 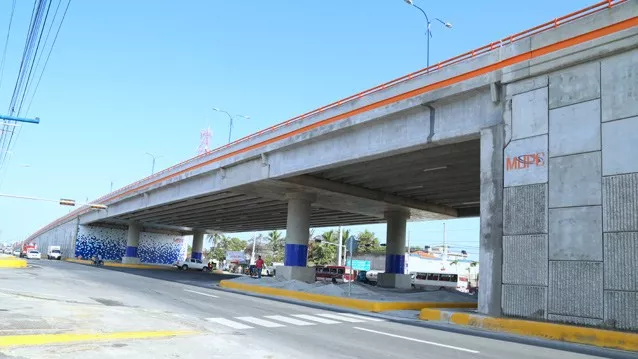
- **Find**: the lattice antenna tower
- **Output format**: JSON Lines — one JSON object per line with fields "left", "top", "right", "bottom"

{"left": 198, "top": 127, "right": 212, "bottom": 155}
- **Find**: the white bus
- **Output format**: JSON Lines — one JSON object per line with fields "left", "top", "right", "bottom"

{"left": 410, "top": 272, "right": 469, "bottom": 292}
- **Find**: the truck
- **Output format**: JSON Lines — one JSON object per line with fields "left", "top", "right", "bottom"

{"left": 20, "top": 243, "right": 36, "bottom": 258}
{"left": 47, "top": 246, "right": 62, "bottom": 260}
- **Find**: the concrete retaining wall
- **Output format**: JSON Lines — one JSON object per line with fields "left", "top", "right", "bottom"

{"left": 32, "top": 219, "right": 79, "bottom": 259}
{"left": 501, "top": 48, "right": 638, "bottom": 331}
{"left": 75, "top": 226, "right": 188, "bottom": 264}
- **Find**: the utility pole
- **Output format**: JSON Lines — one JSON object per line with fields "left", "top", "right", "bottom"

{"left": 337, "top": 225, "right": 343, "bottom": 266}
{"left": 250, "top": 233, "right": 257, "bottom": 265}
{"left": 442, "top": 222, "right": 448, "bottom": 261}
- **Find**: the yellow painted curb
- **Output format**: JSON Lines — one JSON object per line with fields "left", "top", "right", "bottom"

{"left": 0, "top": 257, "right": 27, "bottom": 268}
{"left": 0, "top": 330, "right": 198, "bottom": 347}
{"left": 219, "top": 280, "right": 477, "bottom": 312}
{"left": 420, "top": 308, "right": 638, "bottom": 352}
{"left": 64, "top": 258, "right": 171, "bottom": 270}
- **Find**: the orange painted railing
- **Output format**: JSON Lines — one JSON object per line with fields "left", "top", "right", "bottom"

{"left": 26, "top": 0, "right": 628, "bottom": 241}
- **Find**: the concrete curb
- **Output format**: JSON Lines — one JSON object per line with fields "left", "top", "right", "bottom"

{"left": 0, "top": 257, "right": 27, "bottom": 268}
{"left": 64, "top": 258, "right": 173, "bottom": 270}
{"left": 219, "top": 280, "right": 477, "bottom": 312}
{"left": 420, "top": 308, "right": 638, "bottom": 352}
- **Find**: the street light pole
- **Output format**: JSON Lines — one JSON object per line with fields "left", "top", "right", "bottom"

{"left": 404, "top": 0, "right": 452, "bottom": 69}
{"left": 212, "top": 107, "right": 250, "bottom": 144}
{"left": 145, "top": 152, "right": 162, "bottom": 175}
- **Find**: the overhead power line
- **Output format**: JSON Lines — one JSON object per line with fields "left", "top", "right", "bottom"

{"left": 0, "top": 0, "right": 18, "bottom": 93}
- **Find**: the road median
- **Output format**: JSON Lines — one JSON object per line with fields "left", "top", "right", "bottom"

{"left": 64, "top": 258, "right": 172, "bottom": 270}
{"left": 219, "top": 279, "right": 476, "bottom": 312}
{"left": 0, "top": 255, "right": 27, "bottom": 268}
{"left": 420, "top": 308, "right": 638, "bottom": 352}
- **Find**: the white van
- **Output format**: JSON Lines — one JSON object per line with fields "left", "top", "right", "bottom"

{"left": 47, "top": 246, "right": 62, "bottom": 260}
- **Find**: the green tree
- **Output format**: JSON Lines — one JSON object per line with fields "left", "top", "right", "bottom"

{"left": 266, "top": 230, "right": 285, "bottom": 264}
{"left": 308, "top": 230, "right": 338, "bottom": 265}
{"left": 209, "top": 234, "right": 247, "bottom": 261}
{"left": 356, "top": 229, "right": 381, "bottom": 254}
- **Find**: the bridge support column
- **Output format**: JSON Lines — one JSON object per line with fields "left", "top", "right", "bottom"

{"left": 378, "top": 210, "right": 411, "bottom": 289}
{"left": 276, "top": 193, "right": 316, "bottom": 283}
{"left": 122, "top": 222, "right": 141, "bottom": 264}
{"left": 478, "top": 124, "right": 504, "bottom": 316}
{"left": 191, "top": 230, "right": 204, "bottom": 260}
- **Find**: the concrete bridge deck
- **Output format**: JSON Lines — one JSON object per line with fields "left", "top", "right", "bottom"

{"left": 23, "top": 0, "right": 638, "bottom": 331}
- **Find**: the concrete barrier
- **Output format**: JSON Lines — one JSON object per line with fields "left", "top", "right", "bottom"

{"left": 420, "top": 308, "right": 638, "bottom": 352}
{"left": 219, "top": 280, "right": 477, "bottom": 312}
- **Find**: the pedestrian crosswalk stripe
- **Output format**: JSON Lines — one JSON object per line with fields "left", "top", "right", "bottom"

{"left": 264, "top": 315, "right": 316, "bottom": 326}
{"left": 316, "top": 313, "right": 367, "bottom": 323}
{"left": 206, "top": 317, "right": 253, "bottom": 329}
{"left": 235, "top": 317, "right": 285, "bottom": 328}
{"left": 338, "top": 313, "right": 385, "bottom": 322}
{"left": 292, "top": 314, "right": 341, "bottom": 324}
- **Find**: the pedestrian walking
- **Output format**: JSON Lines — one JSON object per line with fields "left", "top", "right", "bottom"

{"left": 255, "top": 255, "right": 264, "bottom": 279}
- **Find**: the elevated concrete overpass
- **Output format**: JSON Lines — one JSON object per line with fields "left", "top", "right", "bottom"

{"left": 26, "top": 1, "right": 638, "bottom": 331}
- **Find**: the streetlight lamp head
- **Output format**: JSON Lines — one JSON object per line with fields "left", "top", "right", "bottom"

{"left": 404, "top": 0, "right": 413, "bottom": 4}
{"left": 212, "top": 107, "right": 219, "bottom": 111}
{"left": 444, "top": 22, "right": 452, "bottom": 28}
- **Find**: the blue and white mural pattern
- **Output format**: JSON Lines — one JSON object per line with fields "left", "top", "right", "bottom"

{"left": 75, "top": 226, "right": 187, "bottom": 264}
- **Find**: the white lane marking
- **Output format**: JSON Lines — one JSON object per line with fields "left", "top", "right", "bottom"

{"left": 235, "top": 317, "right": 286, "bottom": 328}
{"left": 353, "top": 327, "right": 479, "bottom": 354}
{"left": 316, "top": 313, "right": 367, "bottom": 322}
{"left": 183, "top": 289, "right": 219, "bottom": 298}
{"left": 338, "top": 313, "right": 385, "bottom": 322}
{"left": 292, "top": 314, "right": 341, "bottom": 324}
{"left": 264, "top": 315, "right": 316, "bottom": 326}
{"left": 206, "top": 318, "right": 253, "bottom": 329}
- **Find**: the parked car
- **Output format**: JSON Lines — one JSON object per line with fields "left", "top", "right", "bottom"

{"left": 26, "top": 250, "right": 41, "bottom": 260}
{"left": 175, "top": 258, "right": 209, "bottom": 271}
{"left": 13, "top": 249, "right": 20, "bottom": 257}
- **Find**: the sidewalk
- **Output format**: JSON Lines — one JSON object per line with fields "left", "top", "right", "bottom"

{"left": 420, "top": 308, "right": 638, "bottom": 352}
{"left": 65, "top": 258, "right": 173, "bottom": 270}
{"left": 219, "top": 276, "right": 477, "bottom": 312}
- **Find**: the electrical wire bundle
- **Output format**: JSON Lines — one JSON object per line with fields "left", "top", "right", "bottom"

{"left": 0, "top": 0, "right": 71, "bottom": 177}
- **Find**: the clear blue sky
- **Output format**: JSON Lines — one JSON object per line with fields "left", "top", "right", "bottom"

{"left": 0, "top": 0, "right": 594, "bottom": 253}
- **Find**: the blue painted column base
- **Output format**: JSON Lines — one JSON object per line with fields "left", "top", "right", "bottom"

{"left": 385, "top": 254, "right": 405, "bottom": 274}
{"left": 191, "top": 252, "right": 202, "bottom": 260}
{"left": 284, "top": 244, "right": 308, "bottom": 267}
{"left": 125, "top": 246, "right": 138, "bottom": 258}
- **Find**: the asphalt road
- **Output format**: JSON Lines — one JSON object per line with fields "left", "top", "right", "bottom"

{"left": 0, "top": 259, "right": 633, "bottom": 358}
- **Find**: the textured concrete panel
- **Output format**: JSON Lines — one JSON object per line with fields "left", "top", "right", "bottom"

{"left": 602, "top": 116, "right": 638, "bottom": 176}
{"left": 549, "top": 261, "right": 603, "bottom": 319}
{"left": 512, "top": 88, "right": 548, "bottom": 140}
{"left": 604, "top": 291, "right": 638, "bottom": 331}
{"left": 603, "top": 173, "right": 638, "bottom": 232}
{"left": 549, "top": 100, "right": 601, "bottom": 157}
{"left": 503, "top": 184, "right": 547, "bottom": 235}
{"left": 604, "top": 232, "right": 638, "bottom": 291}
{"left": 502, "top": 285, "right": 547, "bottom": 319}
{"left": 504, "top": 135, "right": 548, "bottom": 187}
{"left": 547, "top": 314, "right": 603, "bottom": 327}
{"left": 505, "top": 75, "right": 548, "bottom": 98}
{"left": 549, "top": 152, "right": 601, "bottom": 208}
{"left": 601, "top": 49, "right": 638, "bottom": 122}
{"left": 549, "top": 207, "right": 602, "bottom": 261}
{"left": 549, "top": 62, "right": 600, "bottom": 109}
{"left": 503, "top": 235, "right": 548, "bottom": 286}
